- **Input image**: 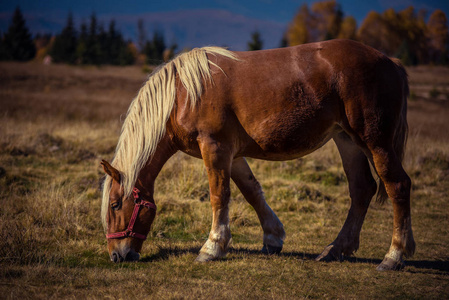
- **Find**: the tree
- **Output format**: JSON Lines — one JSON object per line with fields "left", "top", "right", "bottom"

{"left": 137, "top": 19, "right": 147, "bottom": 53}
{"left": 0, "top": 31, "right": 7, "bottom": 60}
{"left": 105, "top": 20, "right": 135, "bottom": 65}
{"left": 34, "top": 33, "right": 53, "bottom": 62}
{"left": 358, "top": 7, "right": 428, "bottom": 64}
{"left": 84, "top": 13, "right": 102, "bottom": 65}
{"left": 76, "top": 21, "right": 88, "bottom": 64}
{"left": 279, "top": 33, "right": 288, "bottom": 48}
{"left": 287, "top": 1, "right": 348, "bottom": 46}
{"left": 96, "top": 23, "right": 108, "bottom": 64}
{"left": 144, "top": 31, "right": 166, "bottom": 64}
{"left": 119, "top": 40, "right": 136, "bottom": 65}
{"left": 163, "top": 43, "right": 178, "bottom": 62}
{"left": 358, "top": 11, "right": 385, "bottom": 52}
{"left": 2, "top": 6, "right": 36, "bottom": 61}
{"left": 105, "top": 20, "right": 119, "bottom": 64}
{"left": 395, "top": 40, "right": 417, "bottom": 66}
{"left": 50, "top": 13, "right": 78, "bottom": 64}
{"left": 399, "top": 7, "right": 427, "bottom": 64}
{"left": 72, "top": 16, "right": 134, "bottom": 66}
{"left": 311, "top": 0, "right": 343, "bottom": 40}
{"left": 338, "top": 16, "right": 357, "bottom": 40}
{"left": 427, "top": 10, "right": 449, "bottom": 64}
{"left": 287, "top": 4, "right": 311, "bottom": 46}
{"left": 247, "top": 31, "right": 263, "bottom": 51}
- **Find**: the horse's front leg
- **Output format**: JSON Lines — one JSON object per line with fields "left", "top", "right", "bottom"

{"left": 231, "top": 157, "right": 285, "bottom": 254}
{"left": 195, "top": 139, "right": 233, "bottom": 262}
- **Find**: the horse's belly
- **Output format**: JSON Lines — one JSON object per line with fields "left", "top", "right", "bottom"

{"left": 239, "top": 117, "right": 337, "bottom": 161}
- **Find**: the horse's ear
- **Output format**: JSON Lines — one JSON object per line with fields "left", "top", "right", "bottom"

{"left": 101, "top": 160, "right": 121, "bottom": 183}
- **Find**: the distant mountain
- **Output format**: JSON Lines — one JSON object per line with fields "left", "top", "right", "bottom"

{"left": 0, "top": 9, "right": 287, "bottom": 51}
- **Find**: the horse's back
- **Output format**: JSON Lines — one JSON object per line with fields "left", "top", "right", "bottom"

{"left": 170, "top": 40, "right": 406, "bottom": 160}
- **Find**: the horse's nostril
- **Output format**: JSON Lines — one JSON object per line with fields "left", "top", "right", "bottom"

{"left": 125, "top": 250, "right": 140, "bottom": 262}
{"left": 111, "top": 251, "right": 124, "bottom": 263}
{"left": 111, "top": 252, "right": 118, "bottom": 263}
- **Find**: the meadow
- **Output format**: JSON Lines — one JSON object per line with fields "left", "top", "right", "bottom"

{"left": 0, "top": 60, "right": 448, "bottom": 299}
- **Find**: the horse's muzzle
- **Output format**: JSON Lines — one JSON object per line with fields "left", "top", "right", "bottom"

{"left": 110, "top": 249, "right": 140, "bottom": 263}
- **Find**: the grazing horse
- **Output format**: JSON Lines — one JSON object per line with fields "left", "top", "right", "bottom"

{"left": 101, "top": 39, "right": 414, "bottom": 271}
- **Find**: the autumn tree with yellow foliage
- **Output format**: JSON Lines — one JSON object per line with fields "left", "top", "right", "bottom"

{"left": 338, "top": 16, "right": 357, "bottom": 40}
{"left": 427, "top": 9, "right": 449, "bottom": 64}
{"left": 287, "top": 0, "right": 344, "bottom": 46}
{"left": 286, "top": 0, "right": 449, "bottom": 65}
{"left": 358, "top": 7, "right": 428, "bottom": 65}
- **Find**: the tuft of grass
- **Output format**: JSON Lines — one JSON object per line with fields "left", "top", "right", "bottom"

{"left": 409, "top": 90, "right": 417, "bottom": 101}
{"left": 429, "top": 86, "right": 441, "bottom": 99}
{"left": 418, "top": 150, "right": 449, "bottom": 172}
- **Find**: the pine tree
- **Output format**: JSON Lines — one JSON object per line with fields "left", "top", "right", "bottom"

{"left": 2, "top": 6, "right": 36, "bottom": 61}
{"left": 85, "top": 13, "right": 101, "bottom": 65}
{"left": 396, "top": 39, "right": 417, "bottom": 66}
{"left": 137, "top": 19, "right": 147, "bottom": 53}
{"left": 76, "top": 21, "right": 88, "bottom": 64}
{"left": 96, "top": 23, "right": 108, "bottom": 64}
{"left": 106, "top": 20, "right": 119, "bottom": 64}
{"left": 105, "top": 20, "right": 135, "bottom": 65}
{"left": 279, "top": 33, "right": 288, "bottom": 48}
{"left": 0, "top": 31, "right": 7, "bottom": 60}
{"left": 247, "top": 31, "right": 263, "bottom": 51}
{"left": 74, "top": 16, "right": 134, "bottom": 66}
{"left": 152, "top": 31, "right": 166, "bottom": 62}
{"left": 144, "top": 31, "right": 166, "bottom": 64}
{"left": 50, "top": 13, "right": 78, "bottom": 64}
{"left": 118, "top": 40, "right": 136, "bottom": 66}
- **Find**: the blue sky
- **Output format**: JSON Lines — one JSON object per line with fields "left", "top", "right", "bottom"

{"left": 1, "top": 0, "right": 448, "bottom": 50}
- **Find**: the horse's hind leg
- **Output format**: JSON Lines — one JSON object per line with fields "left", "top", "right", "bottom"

{"left": 231, "top": 157, "right": 285, "bottom": 254}
{"left": 316, "top": 132, "right": 377, "bottom": 262}
{"left": 369, "top": 145, "right": 415, "bottom": 271}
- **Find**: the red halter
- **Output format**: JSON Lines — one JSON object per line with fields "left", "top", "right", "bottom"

{"left": 106, "top": 187, "right": 157, "bottom": 240}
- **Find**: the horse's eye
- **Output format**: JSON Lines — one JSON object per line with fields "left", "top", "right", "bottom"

{"left": 111, "top": 202, "right": 121, "bottom": 210}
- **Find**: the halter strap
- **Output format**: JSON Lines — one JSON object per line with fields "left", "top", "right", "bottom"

{"left": 106, "top": 187, "right": 156, "bottom": 240}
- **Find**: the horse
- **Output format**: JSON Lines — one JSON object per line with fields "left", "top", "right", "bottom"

{"left": 100, "top": 39, "right": 415, "bottom": 271}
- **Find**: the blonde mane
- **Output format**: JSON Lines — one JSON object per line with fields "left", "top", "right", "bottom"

{"left": 102, "top": 47, "right": 238, "bottom": 228}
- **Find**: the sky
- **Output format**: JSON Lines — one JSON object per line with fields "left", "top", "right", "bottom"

{"left": 0, "top": 0, "right": 448, "bottom": 51}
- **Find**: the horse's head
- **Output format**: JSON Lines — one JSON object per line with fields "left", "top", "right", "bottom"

{"left": 101, "top": 160, "right": 156, "bottom": 263}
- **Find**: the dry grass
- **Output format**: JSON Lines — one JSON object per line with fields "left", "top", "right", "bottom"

{"left": 0, "top": 61, "right": 448, "bottom": 299}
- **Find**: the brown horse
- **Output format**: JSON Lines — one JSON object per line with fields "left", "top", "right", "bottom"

{"left": 101, "top": 39, "right": 414, "bottom": 271}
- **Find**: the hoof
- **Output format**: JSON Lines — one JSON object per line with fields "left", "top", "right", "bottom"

{"left": 195, "top": 252, "right": 217, "bottom": 263}
{"left": 376, "top": 257, "right": 405, "bottom": 271}
{"left": 315, "top": 244, "right": 342, "bottom": 262}
{"left": 261, "top": 244, "right": 282, "bottom": 255}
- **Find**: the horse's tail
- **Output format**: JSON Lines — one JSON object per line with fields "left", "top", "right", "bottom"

{"left": 376, "top": 58, "right": 409, "bottom": 204}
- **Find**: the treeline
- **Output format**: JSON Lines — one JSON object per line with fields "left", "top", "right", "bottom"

{"left": 49, "top": 13, "right": 134, "bottom": 65}
{"left": 1, "top": 4, "right": 448, "bottom": 66}
{"left": 0, "top": 7, "right": 175, "bottom": 66}
{"left": 285, "top": 0, "right": 449, "bottom": 65}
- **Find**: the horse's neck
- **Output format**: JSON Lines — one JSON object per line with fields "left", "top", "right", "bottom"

{"left": 137, "top": 135, "right": 177, "bottom": 194}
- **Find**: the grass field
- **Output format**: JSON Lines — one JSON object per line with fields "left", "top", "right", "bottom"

{"left": 1, "top": 60, "right": 448, "bottom": 299}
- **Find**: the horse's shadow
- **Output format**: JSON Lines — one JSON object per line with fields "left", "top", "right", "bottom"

{"left": 140, "top": 246, "right": 200, "bottom": 263}
{"left": 141, "top": 246, "right": 449, "bottom": 274}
